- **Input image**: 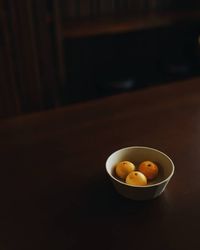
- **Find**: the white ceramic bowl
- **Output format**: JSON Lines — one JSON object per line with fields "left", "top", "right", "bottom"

{"left": 105, "top": 146, "right": 175, "bottom": 200}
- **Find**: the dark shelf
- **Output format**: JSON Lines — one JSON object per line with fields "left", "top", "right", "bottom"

{"left": 62, "top": 10, "right": 200, "bottom": 38}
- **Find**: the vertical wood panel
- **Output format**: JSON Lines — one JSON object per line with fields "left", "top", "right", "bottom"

{"left": 0, "top": 1, "right": 20, "bottom": 118}
{"left": 0, "top": 0, "right": 66, "bottom": 118}
{"left": 33, "top": 0, "right": 61, "bottom": 108}
{"left": 13, "top": 0, "right": 43, "bottom": 112}
{"left": 52, "top": 0, "right": 66, "bottom": 88}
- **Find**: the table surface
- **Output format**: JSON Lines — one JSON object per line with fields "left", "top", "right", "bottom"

{"left": 1, "top": 77, "right": 200, "bottom": 250}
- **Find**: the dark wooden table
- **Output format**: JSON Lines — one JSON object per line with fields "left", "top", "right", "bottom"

{"left": 1, "top": 77, "right": 200, "bottom": 250}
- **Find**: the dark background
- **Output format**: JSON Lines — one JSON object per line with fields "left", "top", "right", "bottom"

{"left": 65, "top": 23, "right": 200, "bottom": 103}
{"left": 1, "top": 0, "right": 200, "bottom": 118}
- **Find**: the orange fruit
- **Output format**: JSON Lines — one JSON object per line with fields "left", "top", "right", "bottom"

{"left": 126, "top": 171, "right": 147, "bottom": 186}
{"left": 115, "top": 161, "right": 135, "bottom": 180}
{"left": 138, "top": 161, "right": 159, "bottom": 180}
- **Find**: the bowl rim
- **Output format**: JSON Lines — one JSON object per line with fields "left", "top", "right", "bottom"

{"left": 105, "top": 146, "right": 175, "bottom": 188}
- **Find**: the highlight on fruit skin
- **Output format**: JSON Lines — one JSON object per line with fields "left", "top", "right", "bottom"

{"left": 138, "top": 160, "right": 159, "bottom": 180}
{"left": 115, "top": 161, "right": 135, "bottom": 180}
{"left": 125, "top": 171, "right": 147, "bottom": 186}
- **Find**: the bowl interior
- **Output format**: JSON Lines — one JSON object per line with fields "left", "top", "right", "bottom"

{"left": 106, "top": 146, "right": 174, "bottom": 186}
